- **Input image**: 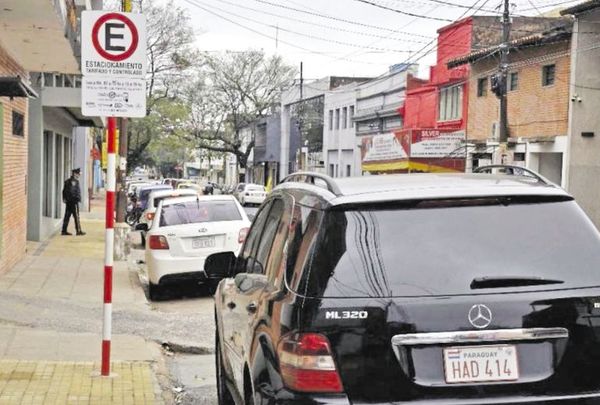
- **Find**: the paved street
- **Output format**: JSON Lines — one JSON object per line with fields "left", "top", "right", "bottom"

{"left": 0, "top": 198, "right": 265, "bottom": 403}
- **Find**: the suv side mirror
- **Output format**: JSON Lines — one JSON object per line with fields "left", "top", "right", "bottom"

{"left": 135, "top": 223, "right": 148, "bottom": 232}
{"left": 205, "top": 252, "right": 236, "bottom": 280}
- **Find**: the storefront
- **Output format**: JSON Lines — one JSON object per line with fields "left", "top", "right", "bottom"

{"left": 361, "top": 129, "right": 466, "bottom": 174}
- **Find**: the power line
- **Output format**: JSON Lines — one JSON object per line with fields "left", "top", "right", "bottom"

{"left": 518, "top": 0, "right": 580, "bottom": 10}
{"left": 194, "top": 0, "right": 418, "bottom": 53}
{"left": 208, "top": 0, "right": 433, "bottom": 44}
{"left": 352, "top": 0, "right": 455, "bottom": 21}
{"left": 250, "top": 0, "right": 434, "bottom": 38}
{"left": 395, "top": 0, "right": 501, "bottom": 13}
{"left": 181, "top": 0, "right": 394, "bottom": 66}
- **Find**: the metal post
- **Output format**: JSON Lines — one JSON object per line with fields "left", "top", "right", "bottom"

{"left": 102, "top": 116, "right": 117, "bottom": 376}
{"left": 499, "top": 0, "right": 511, "bottom": 144}
{"left": 115, "top": 0, "right": 132, "bottom": 224}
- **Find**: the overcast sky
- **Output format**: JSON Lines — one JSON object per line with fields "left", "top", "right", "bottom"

{"left": 172, "top": 0, "right": 579, "bottom": 81}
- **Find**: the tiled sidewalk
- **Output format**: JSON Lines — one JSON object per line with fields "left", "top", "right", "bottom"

{"left": 0, "top": 361, "right": 157, "bottom": 405}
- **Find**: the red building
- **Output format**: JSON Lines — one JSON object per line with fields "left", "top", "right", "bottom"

{"left": 372, "top": 16, "right": 556, "bottom": 172}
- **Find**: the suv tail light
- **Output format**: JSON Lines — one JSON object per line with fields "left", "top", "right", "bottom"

{"left": 277, "top": 332, "right": 343, "bottom": 393}
{"left": 148, "top": 235, "right": 169, "bottom": 250}
{"left": 238, "top": 227, "right": 249, "bottom": 244}
{"left": 145, "top": 212, "right": 155, "bottom": 221}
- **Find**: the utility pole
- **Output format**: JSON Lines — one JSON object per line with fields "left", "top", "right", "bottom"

{"left": 114, "top": 0, "right": 132, "bottom": 260}
{"left": 299, "top": 62, "right": 303, "bottom": 100}
{"left": 498, "top": 0, "right": 510, "bottom": 144}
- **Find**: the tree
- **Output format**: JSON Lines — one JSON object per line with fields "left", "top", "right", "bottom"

{"left": 127, "top": 98, "right": 189, "bottom": 170}
{"left": 185, "top": 51, "right": 296, "bottom": 170}
{"left": 122, "top": 0, "right": 199, "bottom": 171}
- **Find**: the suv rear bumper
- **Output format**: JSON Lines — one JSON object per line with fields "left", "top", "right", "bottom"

{"left": 256, "top": 390, "right": 600, "bottom": 404}
{"left": 351, "top": 393, "right": 600, "bottom": 404}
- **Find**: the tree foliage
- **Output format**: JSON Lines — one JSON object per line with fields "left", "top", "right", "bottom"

{"left": 185, "top": 51, "right": 296, "bottom": 169}
{"left": 123, "top": 0, "right": 198, "bottom": 170}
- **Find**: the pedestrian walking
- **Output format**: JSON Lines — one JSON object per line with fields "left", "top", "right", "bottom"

{"left": 61, "top": 168, "right": 86, "bottom": 236}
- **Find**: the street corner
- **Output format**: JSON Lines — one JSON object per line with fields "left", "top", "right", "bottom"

{"left": 0, "top": 360, "right": 163, "bottom": 405}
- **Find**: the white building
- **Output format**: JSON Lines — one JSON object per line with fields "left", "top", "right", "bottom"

{"left": 323, "top": 83, "right": 362, "bottom": 178}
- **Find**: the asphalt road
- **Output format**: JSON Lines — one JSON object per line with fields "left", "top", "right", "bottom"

{"left": 130, "top": 205, "right": 259, "bottom": 404}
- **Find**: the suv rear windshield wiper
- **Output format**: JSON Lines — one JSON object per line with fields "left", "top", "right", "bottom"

{"left": 470, "top": 276, "right": 564, "bottom": 289}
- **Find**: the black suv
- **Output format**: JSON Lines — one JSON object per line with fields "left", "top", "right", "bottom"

{"left": 205, "top": 168, "right": 600, "bottom": 404}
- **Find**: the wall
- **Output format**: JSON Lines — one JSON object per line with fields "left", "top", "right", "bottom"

{"left": 0, "top": 45, "right": 28, "bottom": 274}
{"left": 404, "top": 19, "right": 472, "bottom": 131}
{"left": 566, "top": 7, "right": 600, "bottom": 228}
{"left": 323, "top": 84, "right": 358, "bottom": 177}
{"left": 467, "top": 41, "right": 570, "bottom": 141}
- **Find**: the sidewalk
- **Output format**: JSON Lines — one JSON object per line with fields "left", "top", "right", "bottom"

{"left": 0, "top": 194, "right": 165, "bottom": 404}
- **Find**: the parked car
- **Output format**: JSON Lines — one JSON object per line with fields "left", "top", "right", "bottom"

{"left": 137, "top": 184, "right": 173, "bottom": 211}
{"left": 145, "top": 195, "right": 250, "bottom": 300}
{"left": 136, "top": 188, "right": 201, "bottom": 246}
{"left": 235, "top": 183, "right": 267, "bottom": 206}
{"left": 207, "top": 168, "right": 600, "bottom": 404}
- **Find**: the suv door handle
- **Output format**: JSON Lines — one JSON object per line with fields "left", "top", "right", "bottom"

{"left": 246, "top": 302, "right": 257, "bottom": 314}
{"left": 227, "top": 301, "right": 236, "bottom": 310}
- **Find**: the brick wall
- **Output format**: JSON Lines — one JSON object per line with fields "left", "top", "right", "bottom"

{"left": 467, "top": 41, "right": 571, "bottom": 141}
{"left": 0, "top": 45, "right": 28, "bottom": 274}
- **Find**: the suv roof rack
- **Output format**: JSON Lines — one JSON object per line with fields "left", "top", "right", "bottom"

{"left": 473, "top": 165, "right": 551, "bottom": 185}
{"left": 281, "top": 171, "right": 343, "bottom": 196}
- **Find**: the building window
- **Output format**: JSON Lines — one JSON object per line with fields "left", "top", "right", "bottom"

{"left": 542, "top": 64, "right": 555, "bottom": 87}
{"left": 439, "top": 84, "right": 463, "bottom": 122}
{"left": 335, "top": 109, "right": 340, "bottom": 130}
{"left": 509, "top": 72, "right": 519, "bottom": 91}
{"left": 328, "top": 110, "right": 333, "bottom": 130}
{"left": 12, "top": 111, "right": 24, "bottom": 137}
{"left": 477, "top": 77, "right": 488, "bottom": 97}
{"left": 346, "top": 165, "right": 351, "bottom": 177}
{"left": 342, "top": 107, "right": 347, "bottom": 129}
{"left": 349, "top": 106, "right": 355, "bottom": 128}
{"left": 329, "top": 164, "right": 335, "bottom": 177}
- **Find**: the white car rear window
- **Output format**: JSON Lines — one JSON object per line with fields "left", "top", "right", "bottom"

{"left": 160, "top": 200, "right": 241, "bottom": 227}
{"left": 247, "top": 186, "right": 265, "bottom": 192}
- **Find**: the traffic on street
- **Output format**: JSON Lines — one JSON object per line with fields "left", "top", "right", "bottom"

{"left": 3, "top": 0, "right": 600, "bottom": 404}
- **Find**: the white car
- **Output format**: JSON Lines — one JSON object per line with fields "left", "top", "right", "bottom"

{"left": 237, "top": 183, "right": 267, "bottom": 206}
{"left": 137, "top": 188, "right": 200, "bottom": 246}
{"left": 145, "top": 195, "right": 251, "bottom": 300}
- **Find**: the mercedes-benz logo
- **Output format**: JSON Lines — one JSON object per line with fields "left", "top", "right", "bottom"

{"left": 468, "top": 304, "right": 492, "bottom": 329}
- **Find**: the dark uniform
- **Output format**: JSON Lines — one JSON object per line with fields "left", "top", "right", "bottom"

{"left": 62, "top": 168, "right": 85, "bottom": 236}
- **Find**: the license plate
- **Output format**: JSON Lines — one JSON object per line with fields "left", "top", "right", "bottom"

{"left": 443, "top": 345, "right": 519, "bottom": 384}
{"left": 192, "top": 237, "right": 215, "bottom": 249}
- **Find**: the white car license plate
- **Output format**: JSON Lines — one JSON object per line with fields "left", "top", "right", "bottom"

{"left": 443, "top": 345, "right": 519, "bottom": 384}
{"left": 192, "top": 237, "right": 215, "bottom": 249}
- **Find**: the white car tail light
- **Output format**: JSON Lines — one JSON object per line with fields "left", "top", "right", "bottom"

{"left": 277, "top": 332, "right": 343, "bottom": 393}
{"left": 238, "top": 227, "right": 249, "bottom": 244}
{"left": 148, "top": 235, "right": 169, "bottom": 250}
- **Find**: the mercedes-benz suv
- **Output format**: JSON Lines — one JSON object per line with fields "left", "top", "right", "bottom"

{"left": 205, "top": 168, "right": 600, "bottom": 404}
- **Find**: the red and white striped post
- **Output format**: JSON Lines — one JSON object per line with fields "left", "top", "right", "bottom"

{"left": 102, "top": 116, "right": 117, "bottom": 376}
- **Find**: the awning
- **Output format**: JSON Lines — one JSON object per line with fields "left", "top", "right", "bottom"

{"left": 0, "top": 76, "right": 38, "bottom": 98}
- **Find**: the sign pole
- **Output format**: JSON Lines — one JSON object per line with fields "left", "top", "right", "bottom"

{"left": 102, "top": 116, "right": 117, "bottom": 376}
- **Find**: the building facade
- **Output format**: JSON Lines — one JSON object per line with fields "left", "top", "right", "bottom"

{"left": 323, "top": 83, "right": 362, "bottom": 178}
{"left": 28, "top": 72, "right": 103, "bottom": 241}
{"left": 280, "top": 76, "right": 369, "bottom": 180}
{"left": 449, "top": 20, "right": 572, "bottom": 186}
{"left": 355, "top": 64, "right": 417, "bottom": 174}
{"left": 562, "top": 1, "right": 600, "bottom": 229}
{"left": 0, "top": 0, "right": 100, "bottom": 270}
{"left": 252, "top": 112, "right": 281, "bottom": 186}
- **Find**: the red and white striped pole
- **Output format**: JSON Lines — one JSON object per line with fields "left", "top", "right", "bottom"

{"left": 102, "top": 116, "right": 117, "bottom": 376}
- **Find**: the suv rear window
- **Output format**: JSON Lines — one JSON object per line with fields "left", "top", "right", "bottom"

{"left": 159, "top": 200, "right": 241, "bottom": 227}
{"left": 289, "top": 199, "right": 600, "bottom": 298}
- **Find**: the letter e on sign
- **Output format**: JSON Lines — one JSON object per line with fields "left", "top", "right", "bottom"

{"left": 81, "top": 11, "right": 146, "bottom": 79}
